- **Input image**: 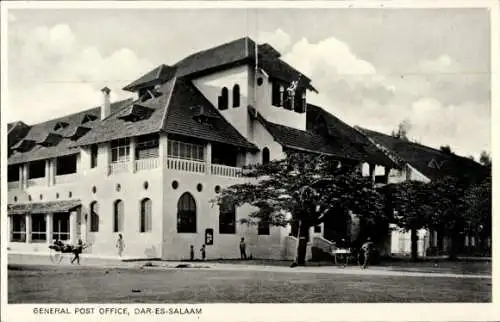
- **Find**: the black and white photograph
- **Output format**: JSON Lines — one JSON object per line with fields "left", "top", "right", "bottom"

{"left": 1, "top": 0, "right": 497, "bottom": 321}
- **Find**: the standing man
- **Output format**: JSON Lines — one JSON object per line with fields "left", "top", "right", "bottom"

{"left": 360, "top": 237, "right": 374, "bottom": 269}
{"left": 116, "top": 233, "right": 125, "bottom": 257}
{"left": 200, "top": 244, "right": 206, "bottom": 261}
{"left": 239, "top": 238, "right": 247, "bottom": 260}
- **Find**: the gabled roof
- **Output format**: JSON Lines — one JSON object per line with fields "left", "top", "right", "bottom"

{"left": 250, "top": 105, "right": 368, "bottom": 162}
{"left": 306, "top": 104, "right": 397, "bottom": 168}
{"left": 123, "top": 37, "right": 317, "bottom": 93}
{"left": 8, "top": 99, "right": 132, "bottom": 165}
{"left": 8, "top": 121, "right": 31, "bottom": 149}
{"left": 357, "top": 127, "right": 487, "bottom": 181}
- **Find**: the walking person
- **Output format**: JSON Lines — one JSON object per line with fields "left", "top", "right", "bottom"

{"left": 190, "top": 245, "right": 195, "bottom": 261}
{"left": 359, "top": 237, "right": 374, "bottom": 269}
{"left": 116, "top": 233, "right": 125, "bottom": 257}
{"left": 200, "top": 244, "right": 206, "bottom": 261}
{"left": 71, "top": 239, "right": 85, "bottom": 265}
{"left": 239, "top": 238, "right": 247, "bottom": 260}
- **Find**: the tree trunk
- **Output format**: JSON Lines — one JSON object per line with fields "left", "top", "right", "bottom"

{"left": 447, "top": 230, "right": 459, "bottom": 260}
{"left": 294, "top": 220, "right": 310, "bottom": 266}
{"left": 410, "top": 227, "right": 419, "bottom": 262}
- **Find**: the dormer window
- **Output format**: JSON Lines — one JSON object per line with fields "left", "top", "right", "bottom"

{"left": 64, "top": 126, "right": 90, "bottom": 141}
{"left": 218, "top": 87, "right": 229, "bottom": 110}
{"left": 37, "top": 133, "right": 63, "bottom": 147}
{"left": 118, "top": 104, "right": 154, "bottom": 122}
{"left": 54, "top": 122, "right": 69, "bottom": 131}
{"left": 82, "top": 114, "right": 98, "bottom": 124}
{"left": 232, "top": 85, "right": 240, "bottom": 108}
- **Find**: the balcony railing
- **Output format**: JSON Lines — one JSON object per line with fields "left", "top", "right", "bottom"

{"left": 109, "top": 161, "right": 129, "bottom": 175}
{"left": 211, "top": 164, "right": 242, "bottom": 177}
{"left": 136, "top": 158, "right": 159, "bottom": 171}
{"left": 54, "top": 173, "right": 77, "bottom": 184}
{"left": 165, "top": 157, "right": 206, "bottom": 174}
{"left": 27, "top": 177, "right": 46, "bottom": 187}
{"left": 8, "top": 181, "right": 19, "bottom": 189}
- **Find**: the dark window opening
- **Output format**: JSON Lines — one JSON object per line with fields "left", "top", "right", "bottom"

{"left": 31, "top": 214, "right": 47, "bottom": 242}
{"left": 271, "top": 81, "right": 282, "bottom": 107}
{"left": 177, "top": 192, "right": 196, "bottom": 233}
{"left": 232, "top": 84, "right": 240, "bottom": 108}
{"left": 54, "top": 122, "right": 69, "bottom": 132}
{"left": 11, "top": 216, "right": 26, "bottom": 242}
{"left": 111, "top": 138, "right": 130, "bottom": 163}
{"left": 113, "top": 200, "right": 124, "bottom": 233}
{"left": 283, "top": 90, "right": 293, "bottom": 110}
{"left": 294, "top": 91, "right": 306, "bottom": 114}
{"left": 258, "top": 216, "right": 270, "bottom": 235}
{"left": 140, "top": 198, "right": 152, "bottom": 233}
{"left": 314, "top": 225, "right": 322, "bottom": 233}
{"left": 90, "top": 201, "right": 99, "bottom": 232}
{"left": 212, "top": 144, "right": 237, "bottom": 167}
{"left": 8, "top": 164, "right": 20, "bottom": 182}
{"left": 257, "top": 77, "right": 264, "bottom": 86}
{"left": 56, "top": 154, "right": 77, "bottom": 175}
{"left": 28, "top": 160, "right": 46, "bottom": 179}
{"left": 82, "top": 114, "right": 98, "bottom": 124}
{"left": 136, "top": 133, "right": 159, "bottom": 159}
{"left": 218, "top": 87, "right": 229, "bottom": 110}
{"left": 53, "top": 213, "right": 70, "bottom": 241}
{"left": 262, "top": 147, "right": 270, "bottom": 165}
{"left": 219, "top": 203, "right": 236, "bottom": 234}
{"left": 90, "top": 144, "right": 98, "bottom": 168}
{"left": 168, "top": 139, "right": 204, "bottom": 161}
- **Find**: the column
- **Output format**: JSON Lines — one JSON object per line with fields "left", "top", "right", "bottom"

{"left": 383, "top": 166, "right": 390, "bottom": 184}
{"left": 25, "top": 214, "right": 32, "bottom": 243}
{"left": 205, "top": 143, "right": 212, "bottom": 175}
{"left": 45, "top": 160, "right": 50, "bottom": 186}
{"left": 369, "top": 163, "right": 376, "bottom": 185}
{"left": 22, "top": 164, "right": 28, "bottom": 189}
{"left": 130, "top": 137, "right": 136, "bottom": 173}
{"left": 46, "top": 213, "right": 53, "bottom": 243}
{"left": 69, "top": 211, "right": 77, "bottom": 244}
{"left": 18, "top": 165, "right": 23, "bottom": 190}
{"left": 159, "top": 134, "right": 169, "bottom": 169}
{"left": 49, "top": 159, "right": 56, "bottom": 186}
{"left": 7, "top": 215, "right": 12, "bottom": 242}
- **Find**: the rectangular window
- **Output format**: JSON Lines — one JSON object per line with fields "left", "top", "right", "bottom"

{"left": 90, "top": 144, "right": 98, "bottom": 168}
{"left": 258, "top": 217, "right": 270, "bottom": 235}
{"left": 52, "top": 213, "right": 70, "bottom": 241}
{"left": 111, "top": 138, "right": 130, "bottom": 163}
{"left": 11, "top": 216, "right": 26, "bottom": 242}
{"left": 283, "top": 91, "right": 293, "bottom": 110}
{"left": 31, "top": 214, "right": 47, "bottom": 242}
{"left": 271, "top": 81, "right": 281, "bottom": 107}
{"left": 8, "top": 164, "right": 20, "bottom": 182}
{"left": 314, "top": 225, "right": 322, "bottom": 233}
{"left": 167, "top": 140, "right": 204, "bottom": 161}
{"left": 136, "top": 134, "right": 159, "bottom": 160}
{"left": 28, "top": 160, "right": 46, "bottom": 179}
{"left": 56, "top": 154, "right": 77, "bottom": 175}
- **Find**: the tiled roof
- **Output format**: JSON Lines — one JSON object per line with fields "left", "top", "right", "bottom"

{"left": 123, "top": 37, "right": 316, "bottom": 92}
{"left": 8, "top": 199, "right": 82, "bottom": 215}
{"left": 250, "top": 106, "right": 366, "bottom": 162}
{"left": 306, "top": 104, "right": 397, "bottom": 167}
{"left": 161, "top": 79, "right": 258, "bottom": 150}
{"left": 8, "top": 99, "right": 132, "bottom": 165}
{"left": 357, "top": 127, "right": 487, "bottom": 181}
{"left": 7, "top": 121, "right": 31, "bottom": 149}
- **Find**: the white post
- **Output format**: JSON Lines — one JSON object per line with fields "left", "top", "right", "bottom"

{"left": 159, "top": 134, "right": 169, "bottom": 169}
{"left": 46, "top": 213, "right": 53, "bottom": 244}
{"left": 50, "top": 159, "right": 56, "bottom": 186}
{"left": 205, "top": 143, "right": 212, "bottom": 175}
{"left": 130, "top": 137, "right": 136, "bottom": 173}
{"left": 69, "top": 211, "right": 77, "bottom": 244}
{"left": 18, "top": 165, "right": 23, "bottom": 190}
{"left": 45, "top": 160, "right": 50, "bottom": 186}
{"left": 7, "top": 215, "right": 12, "bottom": 242}
{"left": 25, "top": 214, "right": 32, "bottom": 243}
{"left": 22, "top": 164, "right": 29, "bottom": 189}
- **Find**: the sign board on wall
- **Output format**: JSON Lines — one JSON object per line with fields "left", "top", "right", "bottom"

{"left": 205, "top": 228, "right": 214, "bottom": 245}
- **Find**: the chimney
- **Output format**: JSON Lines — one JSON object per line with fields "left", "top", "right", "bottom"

{"left": 101, "top": 86, "right": 111, "bottom": 120}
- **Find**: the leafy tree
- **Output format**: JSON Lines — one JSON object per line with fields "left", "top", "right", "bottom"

{"left": 213, "top": 152, "right": 386, "bottom": 266}
{"left": 392, "top": 120, "right": 411, "bottom": 141}
{"left": 383, "top": 181, "right": 433, "bottom": 261}
{"left": 479, "top": 151, "right": 491, "bottom": 167}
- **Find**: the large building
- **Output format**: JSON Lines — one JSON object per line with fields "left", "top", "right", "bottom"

{"left": 6, "top": 37, "right": 485, "bottom": 261}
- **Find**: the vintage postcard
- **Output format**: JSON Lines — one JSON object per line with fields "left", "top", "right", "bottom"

{"left": 1, "top": 1, "right": 498, "bottom": 321}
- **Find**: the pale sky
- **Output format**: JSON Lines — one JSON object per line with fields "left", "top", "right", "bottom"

{"left": 6, "top": 8, "right": 491, "bottom": 159}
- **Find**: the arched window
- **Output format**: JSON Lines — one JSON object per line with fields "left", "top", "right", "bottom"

{"left": 219, "top": 203, "right": 236, "bottom": 234}
{"left": 232, "top": 84, "right": 240, "bottom": 108}
{"left": 140, "top": 198, "right": 152, "bottom": 233}
{"left": 90, "top": 201, "right": 99, "bottom": 232}
{"left": 113, "top": 200, "right": 124, "bottom": 233}
{"left": 262, "top": 147, "right": 270, "bottom": 165}
{"left": 218, "top": 87, "right": 229, "bottom": 110}
{"left": 177, "top": 192, "right": 196, "bottom": 233}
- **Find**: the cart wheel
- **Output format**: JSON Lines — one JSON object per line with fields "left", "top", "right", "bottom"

{"left": 49, "top": 249, "right": 63, "bottom": 264}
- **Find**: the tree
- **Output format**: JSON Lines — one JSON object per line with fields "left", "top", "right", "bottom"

{"left": 392, "top": 120, "right": 411, "bottom": 141}
{"left": 439, "top": 145, "right": 453, "bottom": 154}
{"left": 383, "top": 181, "right": 433, "bottom": 261}
{"left": 479, "top": 151, "right": 491, "bottom": 167}
{"left": 213, "top": 152, "right": 386, "bottom": 266}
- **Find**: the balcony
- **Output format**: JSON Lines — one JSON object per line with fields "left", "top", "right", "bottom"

{"left": 136, "top": 158, "right": 159, "bottom": 171}
{"left": 54, "top": 173, "right": 77, "bottom": 185}
{"left": 109, "top": 161, "right": 129, "bottom": 175}
{"left": 27, "top": 178, "right": 45, "bottom": 187}
{"left": 211, "top": 164, "right": 242, "bottom": 177}
{"left": 8, "top": 181, "right": 19, "bottom": 189}
{"left": 165, "top": 157, "right": 206, "bottom": 174}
